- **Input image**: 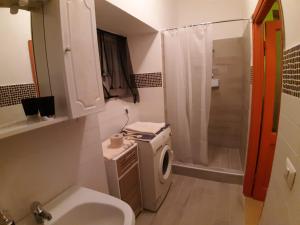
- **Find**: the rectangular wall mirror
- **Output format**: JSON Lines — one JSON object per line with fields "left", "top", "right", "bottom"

{"left": 0, "top": 6, "right": 52, "bottom": 127}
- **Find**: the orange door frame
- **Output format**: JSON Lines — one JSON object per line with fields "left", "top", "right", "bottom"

{"left": 253, "top": 21, "right": 282, "bottom": 200}
{"left": 28, "top": 40, "right": 40, "bottom": 96}
{"left": 243, "top": 0, "right": 284, "bottom": 199}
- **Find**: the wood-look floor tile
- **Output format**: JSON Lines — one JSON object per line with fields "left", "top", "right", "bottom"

{"left": 208, "top": 146, "right": 243, "bottom": 171}
{"left": 136, "top": 175, "right": 245, "bottom": 225}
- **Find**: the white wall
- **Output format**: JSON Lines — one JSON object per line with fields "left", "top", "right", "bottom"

{"left": 281, "top": 0, "right": 300, "bottom": 50}
{"left": 212, "top": 21, "right": 250, "bottom": 40}
{"left": 0, "top": 115, "right": 108, "bottom": 222}
{"left": 0, "top": 4, "right": 110, "bottom": 223}
{"left": 97, "top": 99, "right": 140, "bottom": 141}
{"left": 259, "top": 0, "right": 300, "bottom": 224}
{"left": 128, "top": 33, "right": 165, "bottom": 123}
{"left": 98, "top": 0, "right": 252, "bottom": 141}
{"left": 135, "top": 87, "right": 165, "bottom": 123}
{"left": 128, "top": 33, "right": 162, "bottom": 73}
{"left": 96, "top": 0, "right": 172, "bottom": 141}
{"left": 175, "top": 0, "right": 249, "bottom": 40}
{"left": 245, "top": 0, "right": 259, "bottom": 18}
{"left": 97, "top": 32, "right": 165, "bottom": 141}
{"left": 106, "top": 0, "right": 176, "bottom": 30}
{"left": 175, "top": 0, "right": 247, "bottom": 25}
{"left": 106, "top": 0, "right": 251, "bottom": 33}
{"left": 0, "top": 9, "right": 33, "bottom": 85}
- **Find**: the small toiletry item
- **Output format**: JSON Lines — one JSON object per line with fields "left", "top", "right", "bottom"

{"left": 37, "top": 96, "right": 55, "bottom": 117}
{"left": 21, "top": 97, "right": 38, "bottom": 116}
{"left": 110, "top": 133, "right": 124, "bottom": 148}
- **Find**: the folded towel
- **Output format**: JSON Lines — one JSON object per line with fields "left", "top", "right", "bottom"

{"left": 124, "top": 122, "right": 166, "bottom": 135}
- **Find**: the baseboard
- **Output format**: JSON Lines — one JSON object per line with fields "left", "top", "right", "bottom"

{"left": 172, "top": 161, "right": 244, "bottom": 185}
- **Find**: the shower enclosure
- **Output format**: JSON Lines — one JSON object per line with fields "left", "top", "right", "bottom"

{"left": 163, "top": 25, "right": 213, "bottom": 166}
{"left": 163, "top": 20, "right": 251, "bottom": 182}
{"left": 208, "top": 33, "right": 251, "bottom": 172}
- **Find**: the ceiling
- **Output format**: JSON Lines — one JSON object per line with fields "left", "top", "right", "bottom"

{"left": 94, "top": 0, "right": 158, "bottom": 36}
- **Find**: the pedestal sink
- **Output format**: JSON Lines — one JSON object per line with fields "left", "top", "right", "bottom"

{"left": 42, "top": 187, "right": 135, "bottom": 225}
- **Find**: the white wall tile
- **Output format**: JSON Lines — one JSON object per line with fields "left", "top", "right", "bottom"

{"left": 0, "top": 115, "right": 108, "bottom": 222}
{"left": 97, "top": 31, "right": 166, "bottom": 142}
{"left": 260, "top": 135, "right": 300, "bottom": 225}
{"left": 97, "top": 99, "right": 140, "bottom": 141}
{"left": 257, "top": 0, "right": 300, "bottom": 223}
{"left": 278, "top": 114, "right": 300, "bottom": 157}
{"left": 137, "top": 87, "right": 165, "bottom": 123}
{"left": 280, "top": 93, "right": 300, "bottom": 126}
{"left": 128, "top": 33, "right": 162, "bottom": 73}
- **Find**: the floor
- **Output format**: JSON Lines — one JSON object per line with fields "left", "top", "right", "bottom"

{"left": 208, "top": 145, "right": 243, "bottom": 171}
{"left": 136, "top": 174, "right": 245, "bottom": 225}
{"left": 245, "top": 197, "right": 264, "bottom": 225}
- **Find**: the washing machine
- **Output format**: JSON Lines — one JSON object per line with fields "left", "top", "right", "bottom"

{"left": 135, "top": 127, "right": 173, "bottom": 211}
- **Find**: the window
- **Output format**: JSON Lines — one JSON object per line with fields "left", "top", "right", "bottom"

{"left": 97, "top": 30, "right": 139, "bottom": 103}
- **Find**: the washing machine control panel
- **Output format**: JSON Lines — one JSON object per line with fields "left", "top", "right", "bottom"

{"left": 150, "top": 127, "right": 172, "bottom": 151}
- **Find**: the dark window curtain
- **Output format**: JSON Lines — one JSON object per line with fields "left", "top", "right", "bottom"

{"left": 97, "top": 29, "right": 139, "bottom": 103}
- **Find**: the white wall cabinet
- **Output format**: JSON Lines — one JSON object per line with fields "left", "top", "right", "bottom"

{"left": 0, "top": 0, "right": 105, "bottom": 140}
{"left": 59, "top": 0, "right": 104, "bottom": 118}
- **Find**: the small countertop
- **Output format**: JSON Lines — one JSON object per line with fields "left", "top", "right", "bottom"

{"left": 102, "top": 137, "right": 136, "bottom": 160}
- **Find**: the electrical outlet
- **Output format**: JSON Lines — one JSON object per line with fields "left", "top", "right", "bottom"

{"left": 285, "top": 157, "right": 296, "bottom": 190}
{"left": 124, "top": 106, "right": 129, "bottom": 114}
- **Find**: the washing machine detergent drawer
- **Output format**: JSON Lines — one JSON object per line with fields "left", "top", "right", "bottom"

{"left": 149, "top": 127, "right": 171, "bottom": 152}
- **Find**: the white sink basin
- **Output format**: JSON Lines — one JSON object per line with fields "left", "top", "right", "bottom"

{"left": 43, "top": 187, "right": 135, "bottom": 225}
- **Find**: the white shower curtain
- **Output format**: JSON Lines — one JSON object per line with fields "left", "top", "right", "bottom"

{"left": 163, "top": 25, "right": 213, "bottom": 165}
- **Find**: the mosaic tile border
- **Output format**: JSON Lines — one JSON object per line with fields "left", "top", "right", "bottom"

{"left": 282, "top": 44, "right": 300, "bottom": 97}
{"left": 133, "top": 72, "right": 162, "bottom": 88}
{"left": 0, "top": 83, "right": 37, "bottom": 107}
{"left": 250, "top": 66, "right": 253, "bottom": 84}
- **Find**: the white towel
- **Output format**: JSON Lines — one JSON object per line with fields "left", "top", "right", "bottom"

{"left": 125, "top": 122, "right": 166, "bottom": 135}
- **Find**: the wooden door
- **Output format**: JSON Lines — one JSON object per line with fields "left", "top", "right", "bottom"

{"left": 252, "top": 21, "right": 282, "bottom": 200}
{"left": 60, "top": 0, "right": 104, "bottom": 118}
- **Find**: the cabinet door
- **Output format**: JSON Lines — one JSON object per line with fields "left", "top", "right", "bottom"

{"left": 119, "top": 164, "right": 142, "bottom": 215}
{"left": 60, "top": 0, "right": 104, "bottom": 118}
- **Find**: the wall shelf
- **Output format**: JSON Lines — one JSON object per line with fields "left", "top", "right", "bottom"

{"left": 0, "top": 116, "right": 68, "bottom": 140}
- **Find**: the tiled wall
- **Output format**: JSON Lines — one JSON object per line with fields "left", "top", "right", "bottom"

{"left": 260, "top": 94, "right": 300, "bottom": 225}
{"left": 209, "top": 38, "right": 245, "bottom": 149}
{"left": 97, "top": 99, "right": 140, "bottom": 141}
{"left": 97, "top": 74, "right": 165, "bottom": 142}
{"left": 260, "top": 46, "right": 300, "bottom": 225}
{"left": 250, "top": 66, "right": 254, "bottom": 84}
{"left": 240, "top": 24, "right": 252, "bottom": 169}
{"left": 97, "top": 32, "right": 166, "bottom": 144}
{"left": 0, "top": 114, "right": 108, "bottom": 222}
{"left": 259, "top": 0, "right": 300, "bottom": 222}
{"left": 0, "top": 83, "right": 37, "bottom": 107}
{"left": 132, "top": 72, "right": 162, "bottom": 88}
{"left": 282, "top": 44, "right": 300, "bottom": 97}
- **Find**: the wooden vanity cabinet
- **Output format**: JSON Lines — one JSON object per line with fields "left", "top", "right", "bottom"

{"left": 104, "top": 144, "right": 143, "bottom": 216}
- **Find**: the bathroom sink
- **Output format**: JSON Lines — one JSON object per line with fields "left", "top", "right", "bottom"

{"left": 42, "top": 187, "right": 135, "bottom": 225}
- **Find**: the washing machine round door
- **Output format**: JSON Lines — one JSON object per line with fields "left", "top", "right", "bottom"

{"left": 158, "top": 145, "right": 173, "bottom": 183}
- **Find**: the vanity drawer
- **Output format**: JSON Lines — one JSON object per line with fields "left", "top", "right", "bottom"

{"left": 117, "top": 146, "right": 138, "bottom": 177}
{"left": 104, "top": 142, "right": 142, "bottom": 216}
{"left": 119, "top": 163, "right": 142, "bottom": 215}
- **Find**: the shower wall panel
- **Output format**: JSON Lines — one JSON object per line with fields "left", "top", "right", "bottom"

{"left": 240, "top": 24, "right": 252, "bottom": 168}
{"left": 209, "top": 38, "right": 245, "bottom": 149}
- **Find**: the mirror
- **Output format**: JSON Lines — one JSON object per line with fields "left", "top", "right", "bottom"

{"left": 0, "top": 7, "right": 51, "bottom": 126}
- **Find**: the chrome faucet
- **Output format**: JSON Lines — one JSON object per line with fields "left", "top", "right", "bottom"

{"left": 31, "top": 202, "right": 52, "bottom": 224}
{"left": 0, "top": 210, "right": 15, "bottom": 225}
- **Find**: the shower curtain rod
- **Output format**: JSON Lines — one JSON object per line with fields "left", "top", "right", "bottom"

{"left": 163, "top": 18, "right": 251, "bottom": 31}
